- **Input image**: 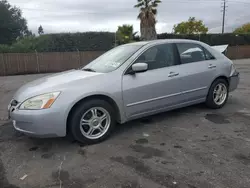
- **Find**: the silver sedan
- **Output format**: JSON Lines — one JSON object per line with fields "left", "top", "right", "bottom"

{"left": 8, "top": 39, "right": 239, "bottom": 144}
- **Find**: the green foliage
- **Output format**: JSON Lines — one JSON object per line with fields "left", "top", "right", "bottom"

{"left": 38, "top": 25, "right": 44, "bottom": 35}
{"left": 134, "top": 0, "right": 162, "bottom": 16}
{"left": 0, "top": 32, "right": 115, "bottom": 53}
{"left": 173, "top": 17, "right": 208, "bottom": 34}
{"left": 157, "top": 33, "right": 250, "bottom": 46}
{"left": 46, "top": 32, "right": 115, "bottom": 52}
{"left": 116, "top": 25, "right": 137, "bottom": 44}
{"left": 0, "top": 0, "right": 32, "bottom": 44}
{"left": 234, "top": 23, "right": 250, "bottom": 34}
{"left": 11, "top": 35, "right": 51, "bottom": 52}
{"left": 0, "top": 35, "right": 51, "bottom": 53}
{"left": 0, "top": 44, "right": 11, "bottom": 53}
{"left": 1, "top": 31, "right": 250, "bottom": 53}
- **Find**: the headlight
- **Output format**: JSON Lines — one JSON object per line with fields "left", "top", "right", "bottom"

{"left": 19, "top": 92, "right": 60, "bottom": 110}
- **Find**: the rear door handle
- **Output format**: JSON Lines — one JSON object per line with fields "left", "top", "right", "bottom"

{"left": 208, "top": 64, "right": 216, "bottom": 69}
{"left": 168, "top": 72, "right": 179, "bottom": 77}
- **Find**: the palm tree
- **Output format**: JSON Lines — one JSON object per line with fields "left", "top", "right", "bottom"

{"left": 134, "top": 0, "right": 162, "bottom": 41}
{"left": 116, "top": 24, "right": 135, "bottom": 44}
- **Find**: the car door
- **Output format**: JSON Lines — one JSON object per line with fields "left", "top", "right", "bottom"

{"left": 175, "top": 42, "right": 217, "bottom": 103}
{"left": 122, "top": 43, "right": 183, "bottom": 119}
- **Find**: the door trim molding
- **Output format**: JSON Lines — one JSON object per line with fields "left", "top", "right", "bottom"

{"left": 126, "top": 86, "right": 207, "bottom": 107}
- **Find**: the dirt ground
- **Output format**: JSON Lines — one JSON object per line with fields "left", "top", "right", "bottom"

{"left": 0, "top": 59, "right": 250, "bottom": 188}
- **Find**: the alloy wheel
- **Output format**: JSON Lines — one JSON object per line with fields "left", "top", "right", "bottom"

{"left": 79, "top": 107, "right": 111, "bottom": 140}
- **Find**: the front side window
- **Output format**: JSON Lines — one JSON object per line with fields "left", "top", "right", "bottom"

{"left": 135, "top": 43, "right": 177, "bottom": 71}
{"left": 83, "top": 44, "right": 143, "bottom": 73}
{"left": 177, "top": 43, "right": 206, "bottom": 64}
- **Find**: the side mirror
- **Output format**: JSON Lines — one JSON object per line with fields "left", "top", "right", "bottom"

{"left": 131, "top": 63, "right": 148, "bottom": 73}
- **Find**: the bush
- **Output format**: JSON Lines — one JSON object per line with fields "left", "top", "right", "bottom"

{"left": 45, "top": 32, "right": 115, "bottom": 52}
{"left": 0, "top": 44, "right": 11, "bottom": 53}
{"left": 0, "top": 32, "right": 115, "bottom": 53}
{"left": 0, "top": 35, "right": 51, "bottom": 53}
{"left": 2, "top": 32, "right": 249, "bottom": 53}
{"left": 157, "top": 33, "right": 250, "bottom": 46}
{"left": 11, "top": 35, "right": 51, "bottom": 53}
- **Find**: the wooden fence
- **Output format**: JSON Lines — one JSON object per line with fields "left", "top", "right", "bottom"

{"left": 0, "top": 45, "right": 250, "bottom": 76}
{"left": 0, "top": 51, "right": 104, "bottom": 76}
{"left": 226, "top": 45, "right": 250, "bottom": 60}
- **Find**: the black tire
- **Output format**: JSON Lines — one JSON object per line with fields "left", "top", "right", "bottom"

{"left": 69, "top": 99, "right": 116, "bottom": 144}
{"left": 206, "top": 78, "right": 229, "bottom": 109}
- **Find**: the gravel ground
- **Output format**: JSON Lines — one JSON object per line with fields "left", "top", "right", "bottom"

{"left": 0, "top": 59, "right": 250, "bottom": 188}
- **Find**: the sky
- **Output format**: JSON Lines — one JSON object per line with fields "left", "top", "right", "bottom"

{"left": 8, "top": 0, "right": 250, "bottom": 34}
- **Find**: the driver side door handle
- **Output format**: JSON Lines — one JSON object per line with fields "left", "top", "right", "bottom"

{"left": 168, "top": 72, "right": 179, "bottom": 77}
{"left": 208, "top": 64, "right": 216, "bottom": 69}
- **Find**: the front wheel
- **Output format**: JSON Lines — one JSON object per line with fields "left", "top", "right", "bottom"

{"left": 206, "top": 79, "right": 229, "bottom": 109}
{"left": 69, "top": 99, "right": 116, "bottom": 144}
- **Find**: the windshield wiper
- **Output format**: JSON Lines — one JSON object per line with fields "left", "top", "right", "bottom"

{"left": 82, "top": 68, "right": 96, "bottom": 72}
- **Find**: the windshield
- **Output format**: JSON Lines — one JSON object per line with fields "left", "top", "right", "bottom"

{"left": 83, "top": 44, "right": 143, "bottom": 73}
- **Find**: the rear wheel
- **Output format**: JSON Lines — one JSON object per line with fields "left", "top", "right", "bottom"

{"left": 206, "top": 79, "right": 229, "bottom": 109}
{"left": 69, "top": 99, "right": 116, "bottom": 144}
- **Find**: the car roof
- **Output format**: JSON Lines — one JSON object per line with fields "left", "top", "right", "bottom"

{"left": 128, "top": 39, "right": 204, "bottom": 46}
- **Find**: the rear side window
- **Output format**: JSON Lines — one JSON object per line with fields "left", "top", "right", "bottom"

{"left": 176, "top": 43, "right": 206, "bottom": 64}
{"left": 204, "top": 48, "right": 215, "bottom": 60}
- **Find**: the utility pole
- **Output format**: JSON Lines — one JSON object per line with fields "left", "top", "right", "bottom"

{"left": 221, "top": 0, "right": 227, "bottom": 34}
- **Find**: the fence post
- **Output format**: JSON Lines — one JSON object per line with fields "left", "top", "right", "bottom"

{"left": 35, "top": 50, "right": 40, "bottom": 73}
{"left": 77, "top": 48, "right": 81, "bottom": 67}
{"left": 17, "top": 53, "right": 20, "bottom": 74}
{"left": 24, "top": 55, "right": 27, "bottom": 73}
{"left": 237, "top": 45, "right": 240, "bottom": 59}
{"left": 1, "top": 53, "right": 6, "bottom": 76}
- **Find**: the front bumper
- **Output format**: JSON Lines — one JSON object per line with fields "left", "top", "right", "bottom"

{"left": 9, "top": 107, "right": 66, "bottom": 138}
{"left": 229, "top": 72, "right": 240, "bottom": 92}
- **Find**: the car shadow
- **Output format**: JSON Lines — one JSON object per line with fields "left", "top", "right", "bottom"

{"left": 113, "top": 103, "right": 207, "bottom": 137}
{"left": 0, "top": 103, "right": 208, "bottom": 147}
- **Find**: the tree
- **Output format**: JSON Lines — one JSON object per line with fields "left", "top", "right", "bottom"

{"left": 11, "top": 35, "right": 50, "bottom": 52}
{"left": 0, "top": 35, "right": 51, "bottom": 53}
{"left": 116, "top": 24, "right": 138, "bottom": 44}
{"left": 234, "top": 23, "right": 250, "bottom": 34}
{"left": 38, "top": 25, "right": 44, "bottom": 35}
{"left": 173, "top": 17, "right": 208, "bottom": 35}
{"left": 0, "top": 0, "right": 32, "bottom": 44}
{"left": 134, "top": 0, "right": 162, "bottom": 41}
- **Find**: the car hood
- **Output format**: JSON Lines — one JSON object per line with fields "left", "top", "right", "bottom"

{"left": 14, "top": 69, "right": 103, "bottom": 102}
